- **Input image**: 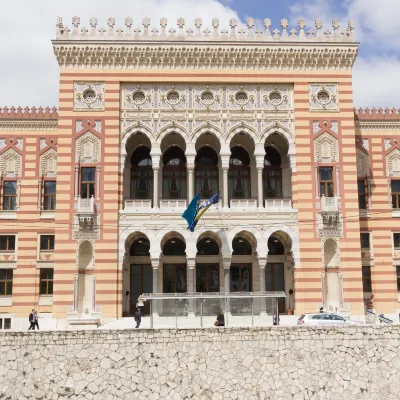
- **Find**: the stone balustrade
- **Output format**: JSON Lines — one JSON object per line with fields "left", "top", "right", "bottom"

{"left": 56, "top": 16, "right": 355, "bottom": 43}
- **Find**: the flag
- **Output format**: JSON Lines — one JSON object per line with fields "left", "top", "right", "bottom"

{"left": 182, "top": 194, "right": 200, "bottom": 229}
{"left": 189, "top": 192, "right": 220, "bottom": 232}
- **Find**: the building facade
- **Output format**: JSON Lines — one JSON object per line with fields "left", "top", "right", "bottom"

{"left": 0, "top": 16, "right": 399, "bottom": 329}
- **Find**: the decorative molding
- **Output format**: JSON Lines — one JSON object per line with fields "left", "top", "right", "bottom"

{"left": 355, "top": 121, "right": 400, "bottom": 130}
{"left": 0, "top": 148, "right": 22, "bottom": 177}
{"left": 39, "top": 148, "right": 58, "bottom": 177}
{"left": 309, "top": 84, "right": 339, "bottom": 111}
{"left": 74, "top": 82, "right": 104, "bottom": 111}
{"left": 0, "top": 120, "right": 58, "bottom": 131}
{"left": 387, "top": 148, "right": 400, "bottom": 177}
{"left": 314, "top": 131, "right": 339, "bottom": 163}
{"left": 356, "top": 148, "right": 370, "bottom": 177}
{"left": 75, "top": 132, "right": 101, "bottom": 163}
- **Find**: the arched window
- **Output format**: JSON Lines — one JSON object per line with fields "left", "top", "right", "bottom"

{"left": 163, "top": 238, "right": 186, "bottom": 256}
{"left": 162, "top": 146, "right": 187, "bottom": 199}
{"left": 232, "top": 236, "right": 252, "bottom": 255}
{"left": 197, "top": 237, "right": 219, "bottom": 255}
{"left": 228, "top": 146, "right": 251, "bottom": 201}
{"left": 130, "top": 146, "right": 153, "bottom": 200}
{"left": 264, "top": 146, "right": 282, "bottom": 199}
{"left": 268, "top": 236, "right": 285, "bottom": 255}
{"left": 130, "top": 238, "right": 150, "bottom": 256}
{"left": 195, "top": 146, "right": 219, "bottom": 198}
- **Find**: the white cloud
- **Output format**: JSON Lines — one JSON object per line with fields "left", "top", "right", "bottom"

{"left": 0, "top": 0, "right": 240, "bottom": 107}
{"left": 353, "top": 56, "right": 400, "bottom": 108}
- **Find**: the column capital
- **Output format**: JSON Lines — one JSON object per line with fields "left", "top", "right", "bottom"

{"left": 187, "top": 258, "right": 196, "bottom": 269}
{"left": 222, "top": 257, "right": 231, "bottom": 269}
{"left": 258, "top": 257, "right": 267, "bottom": 269}
{"left": 151, "top": 257, "right": 160, "bottom": 270}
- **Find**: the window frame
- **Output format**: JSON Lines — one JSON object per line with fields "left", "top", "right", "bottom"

{"left": 319, "top": 167, "right": 334, "bottom": 198}
{"left": 396, "top": 266, "right": 400, "bottom": 293}
{"left": 40, "top": 268, "right": 54, "bottom": 296}
{"left": 394, "top": 233, "right": 400, "bottom": 250}
{"left": 0, "top": 269, "right": 13, "bottom": 296}
{"left": 0, "top": 235, "right": 16, "bottom": 252}
{"left": 40, "top": 235, "right": 55, "bottom": 252}
{"left": 43, "top": 180, "right": 56, "bottom": 211}
{"left": 360, "top": 233, "right": 370, "bottom": 250}
{"left": 357, "top": 179, "right": 368, "bottom": 209}
{"left": 2, "top": 180, "right": 17, "bottom": 211}
{"left": 80, "top": 167, "right": 96, "bottom": 199}
{"left": 196, "top": 263, "right": 220, "bottom": 292}
{"left": 391, "top": 180, "right": 400, "bottom": 209}
{"left": 362, "top": 265, "right": 372, "bottom": 293}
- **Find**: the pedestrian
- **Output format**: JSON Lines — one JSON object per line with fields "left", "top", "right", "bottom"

{"left": 137, "top": 294, "right": 145, "bottom": 315}
{"left": 319, "top": 306, "right": 324, "bottom": 313}
{"left": 273, "top": 313, "right": 280, "bottom": 326}
{"left": 214, "top": 311, "right": 225, "bottom": 327}
{"left": 134, "top": 307, "right": 141, "bottom": 329}
{"left": 34, "top": 310, "right": 39, "bottom": 330}
{"left": 28, "top": 309, "right": 35, "bottom": 330}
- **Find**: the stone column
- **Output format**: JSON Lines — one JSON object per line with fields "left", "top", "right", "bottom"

{"left": 16, "top": 180, "right": 21, "bottom": 210}
{"left": 223, "top": 258, "right": 231, "bottom": 314}
{"left": 315, "top": 167, "right": 319, "bottom": 198}
{"left": 259, "top": 257, "right": 267, "bottom": 314}
{"left": 153, "top": 168, "right": 159, "bottom": 208}
{"left": 73, "top": 274, "right": 79, "bottom": 311}
{"left": 257, "top": 168, "right": 263, "bottom": 208}
{"left": 96, "top": 166, "right": 101, "bottom": 200}
{"left": 151, "top": 257, "right": 160, "bottom": 315}
{"left": 185, "top": 146, "right": 196, "bottom": 202}
{"left": 38, "top": 180, "right": 42, "bottom": 211}
{"left": 222, "top": 168, "right": 229, "bottom": 208}
{"left": 187, "top": 258, "right": 196, "bottom": 316}
{"left": 388, "top": 180, "right": 392, "bottom": 208}
{"left": 188, "top": 167, "right": 194, "bottom": 201}
{"left": 74, "top": 166, "right": 79, "bottom": 199}
{"left": 335, "top": 166, "right": 341, "bottom": 198}
{"left": 92, "top": 276, "right": 97, "bottom": 311}
{"left": 367, "top": 179, "right": 372, "bottom": 209}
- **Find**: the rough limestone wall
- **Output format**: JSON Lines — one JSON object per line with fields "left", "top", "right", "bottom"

{"left": 0, "top": 326, "right": 400, "bottom": 400}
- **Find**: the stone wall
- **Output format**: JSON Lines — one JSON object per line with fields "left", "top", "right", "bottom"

{"left": 1, "top": 326, "right": 400, "bottom": 400}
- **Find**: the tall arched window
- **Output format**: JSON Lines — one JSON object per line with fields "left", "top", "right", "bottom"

{"left": 195, "top": 147, "right": 219, "bottom": 198}
{"left": 268, "top": 236, "right": 285, "bottom": 255}
{"left": 162, "top": 146, "right": 187, "bottom": 199}
{"left": 228, "top": 146, "right": 251, "bottom": 201}
{"left": 130, "top": 146, "right": 153, "bottom": 200}
{"left": 163, "top": 238, "right": 187, "bottom": 293}
{"left": 264, "top": 146, "right": 282, "bottom": 199}
{"left": 130, "top": 238, "right": 150, "bottom": 256}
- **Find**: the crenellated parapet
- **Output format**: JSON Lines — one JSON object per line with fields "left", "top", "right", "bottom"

{"left": 0, "top": 107, "right": 58, "bottom": 131}
{"left": 56, "top": 16, "right": 355, "bottom": 43}
{"left": 354, "top": 107, "right": 400, "bottom": 120}
{"left": 52, "top": 17, "right": 359, "bottom": 70}
{"left": 0, "top": 107, "right": 58, "bottom": 120}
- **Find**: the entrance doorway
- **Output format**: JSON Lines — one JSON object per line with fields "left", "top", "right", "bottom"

{"left": 130, "top": 264, "right": 152, "bottom": 315}
{"left": 266, "top": 263, "right": 285, "bottom": 313}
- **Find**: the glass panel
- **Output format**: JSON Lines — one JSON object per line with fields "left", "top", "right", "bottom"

{"left": 394, "top": 233, "right": 400, "bottom": 248}
{"left": 4, "top": 182, "right": 17, "bottom": 194}
{"left": 392, "top": 180, "right": 400, "bottom": 192}
{"left": 327, "top": 182, "right": 334, "bottom": 197}
{"left": 357, "top": 180, "right": 365, "bottom": 193}
{"left": 272, "top": 264, "right": 285, "bottom": 291}
{"left": 143, "top": 265, "right": 153, "bottom": 293}
{"left": 359, "top": 194, "right": 367, "bottom": 209}
{"left": 0, "top": 237, "right": 6, "bottom": 251}
{"left": 0, "top": 270, "right": 5, "bottom": 280}
{"left": 196, "top": 265, "right": 207, "bottom": 292}
{"left": 0, "top": 281, "right": 5, "bottom": 295}
{"left": 44, "top": 181, "right": 56, "bottom": 194}
{"left": 230, "top": 267, "right": 240, "bottom": 292}
{"left": 81, "top": 168, "right": 96, "bottom": 181}
{"left": 209, "top": 265, "right": 220, "bottom": 292}
{"left": 176, "top": 265, "right": 187, "bottom": 293}
{"left": 241, "top": 266, "right": 251, "bottom": 291}
{"left": 320, "top": 168, "right": 333, "bottom": 181}
{"left": 48, "top": 280, "right": 53, "bottom": 295}
{"left": 40, "top": 281, "right": 48, "bottom": 295}
{"left": 131, "top": 265, "right": 142, "bottom": 312}
{"left": 361, "top": 233, "right": 370, "bottom": 249}
{"left": 397, "top": 266, "right": 400, "bottom": 291}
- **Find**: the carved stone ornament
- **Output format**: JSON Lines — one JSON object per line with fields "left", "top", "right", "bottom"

{"left": 314, "top": 132, "right": 339, "bottom": 163}
{"left": 39, "top": 148, "right": 57, "bottom": 177}
{"left": 387, "top": 148, "right": 400, "bottom": 177}
{"left": 73, "top": 215, "right": 100, "bottom": 240}
{"left": 75, "top": 132, "right": 101, "bottom": 163}
{"left": 309, "top": 84, "right": 339, "bottom": 112}
{"left": 0, "top": 148, "right": 22, "bottom": 177}
{"left": 74, "top": 82, "right": 104, "bottom": 111}
{"left": 356, "top": 149, "right": 370, "bottom": 177}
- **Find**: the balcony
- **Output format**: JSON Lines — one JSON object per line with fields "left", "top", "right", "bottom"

{"left": 76, "top": 195, "right": 95, "bottom": 226}
{"left": 230, "top": 198, "right": 258, "bottom": 209}
{"left": 159, "top": 199, "right": 187, "bottom": 209}
{"left": 124, "top": 199, "right": 152, "bottom": 210}
{"left": 317, "top": 196, "right": 342, "bottom": 237}
{"left": 265, "top": 198, "right": 292, "bottom": 210}
{"left": 321, "top": 195, "right": 339, "bottom": 212}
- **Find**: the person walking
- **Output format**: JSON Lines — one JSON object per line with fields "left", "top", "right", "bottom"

{"left": 134, "top": 307, "right": 142, "bottom": 329}
{"left": 28, "top": 309, "right": 35, "bottom": 330}
{"left": 214, "top": 311, "right": 225, "bottom": 327}
{"left": 137, "top": 294, "right": 145, "bottom": 315}
{"left": 34, "top": 310, "right": 39, "bottom": 330}
{"left": 273, "top": 313, "right": 280, "bottom": 326}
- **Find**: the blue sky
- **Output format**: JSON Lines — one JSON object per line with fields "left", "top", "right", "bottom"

{"left": 0, "top": 0, "right": 398, "bottom": 108}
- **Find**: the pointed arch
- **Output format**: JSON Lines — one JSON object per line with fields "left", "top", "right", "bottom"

{"left": 191, "top": 123, "right": 223, "bottom": 144}
{"left": 227, "top": 226, "right": 263, "bottom": 254}
{"left": 157, "top": 124, "right": 188, "bottom": 144}
{"left": 226, "top": 123, "right": 257, "bottom": 144}
{"left": 261, "top": 124, "right": 294, "bottom": 147}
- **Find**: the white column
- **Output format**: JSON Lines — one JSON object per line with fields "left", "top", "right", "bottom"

{"left": 315, "top": 167, "right": 319, "bottom": 198}
{"left": 92, "top": 276, "right": 96, "bottom": 311}
{"left": 74, "top": 166, "right": 79, "bottom": 199}
{"left": 96, "top": 166, "right": 101, "bottom": 200}
{"left": 388, "top": 180, "right": 392, "bottom": 208}
{"left": 188, "top": 168, "right": 194, "bottom": 200}
{"left": 38, "top": 180, "right": 42, "bottom": 210}
{"left": 151, "top": 257, "right": 160, "bottom": 315}
{"left": 187, "top": 258, "right": 196, "bottom": 316}
{"left": 153, "top": 168, "right": 159, "bottom": 208}
{"left": 223, "top": 258, "right": 231, "bottom": 314}
{"left": 259, "top": 257, "right": 267, "bottom": 314}
{"left": 335, "top": 166, "right": 341, "bottom": 197}
{"left": 257, "top": 168, "right": 263, "bottom": 208}
{"left": 367, "top": 179, "right": 372, "bottom": 209}
{"left": 74, "top": 274, "right": 79, "bottom": 311}
{"left": 16, "top": 180, "right": 21, "bottom": 210}
{"left": 223, "top": 168, "right": 229, "bottom": 208}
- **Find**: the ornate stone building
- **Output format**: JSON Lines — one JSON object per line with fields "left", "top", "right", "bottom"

{"left": 0, "top": 16, "right": 399, "bottom": 329}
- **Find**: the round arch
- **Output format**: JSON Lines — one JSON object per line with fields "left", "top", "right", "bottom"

{"left": 226, "top": 124, "right": 258, "bottom": 144}
{"left": 159, "top": 231, "right": 187, "bottom": 252}
{"left": 228, "top": 226, "right": 263, "bottom": 255}
{"left": 78, "top": 240, "right": 94, "bottom": 270}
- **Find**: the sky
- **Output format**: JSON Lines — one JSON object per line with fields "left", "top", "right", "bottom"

{"left": 0, "top": 0, "right": 398, "bottom": 108}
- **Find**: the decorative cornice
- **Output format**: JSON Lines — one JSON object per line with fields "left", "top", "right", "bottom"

{"left": 0, "top": 120, "right": 58, "bottom": 131}
{"left": 355, "top": 121, "right": 400, "bottom": 131}
{"left": 53, "top": 17, "right": 359, "bottom": 70}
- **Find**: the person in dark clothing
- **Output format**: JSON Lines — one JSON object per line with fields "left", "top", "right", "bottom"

{"left": 28, "top": 309, "right": 35, "bottom": 330}
{"left": 215, "top": 311, "right": 225, "bottom": 327}
{"left": 134, "top": 308, "right": 141, "bottom": 329}
{"left": 273, "top": 313, "right": 280, "bottom": 326}
{"left": 34, "top": 310, "right": 39, "bottom": 330}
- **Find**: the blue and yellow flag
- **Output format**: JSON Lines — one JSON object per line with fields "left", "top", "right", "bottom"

{"left": 182, "top": 192, "right": 220, "bottom": 232}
